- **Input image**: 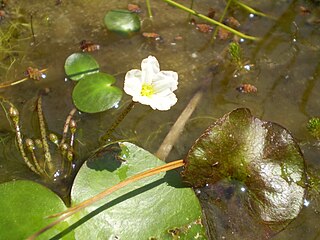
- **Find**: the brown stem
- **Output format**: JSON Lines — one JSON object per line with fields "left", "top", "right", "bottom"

{"left": 60, "top": 108, "right": 77, "bottom": 148}
{"left": 100, "top": 101, "right": 135, "bottom": 142}
{"left": 37, "top": 96, "right": 54, "bottom": 174}
{"left": 27, "top": 159, "right": 185, "bottom": 240}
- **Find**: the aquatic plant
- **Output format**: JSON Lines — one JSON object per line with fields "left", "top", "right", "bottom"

{"left": 101, "top": 56, "right": 178, "bottom": 141}
{"left": 0, "top": 5, "right": 31, "bottom": 74}
{"left": 124, "top": 56, "right": 178, "bottom": 111}
{"left": 229, "top": 42, "right": 242, "bottom": 66}
{"left": 0, "top": 97, "right": 77, "bottom": 180}
{"left": 22, "top": 108, "right": 311, "bottom": 239}
{"left": 307, "top": 117, "right": 320, "bottom": 139}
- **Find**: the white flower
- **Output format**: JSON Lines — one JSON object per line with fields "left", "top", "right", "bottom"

{"left": 124, "top": 56, "right": 178, "bottom": 111}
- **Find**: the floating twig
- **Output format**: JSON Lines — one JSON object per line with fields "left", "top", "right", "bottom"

{"left": 0, "top": 68, "right": 47, "bottom": 89}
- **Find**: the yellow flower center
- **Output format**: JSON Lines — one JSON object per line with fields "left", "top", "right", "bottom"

{"left": 141, "top": 84, "right": 155, "bottom": 97}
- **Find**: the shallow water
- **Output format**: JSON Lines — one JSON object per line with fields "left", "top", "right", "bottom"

{"left": 0, "top": 0, "right": 320, "bottom": 239}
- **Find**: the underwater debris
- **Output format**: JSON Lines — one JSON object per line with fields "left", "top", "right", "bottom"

{"left": 236, "top": 83, "right": 257, "bottom": 93}
{"left": 25, "top": 67, "right": 46, "bottom": 80}
{"left": 225, "top": 16, "right": 241, "bottom": 28}
{"left": 80, "top": 40, "right": 100, "bottom": 52}
{"left": 218, "top": 27, "right": 231, "bottom": 39}
{"left": 196, "top": 23, "right": 213, "bottom": 33}
{"left": 128, "top": 3, "right": 141, "bottom": 13}
{"left": 142, "top": 32, "right": 162, "bottom": 40}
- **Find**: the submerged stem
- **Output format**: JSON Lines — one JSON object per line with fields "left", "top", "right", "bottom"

{"left": 60, "top": 108, "right": 77, "bottom": 148}
{"left": 210, "top": 0, "right": 232, "bottom": 43}
{"left": 9, "top": 106, "right": 40, "bottom": 175}
{"left": 37, "top": 96, "right": 54, "bottom": 175}
{"left": 234, "top": 0, "right": 275, "bottom": 19}
{"left": 27, "top": 159, "right": 185, "bottom": 240}
{"left": 187, "top": 0, "right": 194, "bottom": 21}
{"left": 162, "top": 0, "right": 260, "bottom": 41}
{"left": 100, "top": 101, "right": 136, "bottom": 142}
{"left": 146, "top": 0, "right": 153, "bottom": 18}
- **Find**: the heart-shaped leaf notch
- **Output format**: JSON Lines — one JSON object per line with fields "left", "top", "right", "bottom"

{"left": 182, "top": 108, "right": 307, "bottom": 239}
{"left": 72, "top": 72, "right": 122, "bottom": 113}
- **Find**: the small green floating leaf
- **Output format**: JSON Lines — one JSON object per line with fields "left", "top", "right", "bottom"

{"left": 0, "top": 180, "right": 72, "bottom": 240}
{"left": 72, "top": 72, "right": 122, "bottom": 113}
{"left": 71, "top": 142, "right": 206, "bottom": 239}
{"left": 104, "top": 9, "right": 141, "bottom": 36}
{"left": 64, "top": 53, "right": 99, "bottom": 81}
{"left": 182, "top": 108, "right": 307, "bottom": 239}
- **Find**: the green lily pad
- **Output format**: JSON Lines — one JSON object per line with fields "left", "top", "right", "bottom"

{"left": 104, "top": 10, "right": 140, "bottom": 36}
{"left": 0, "top": 180, "right": 72, "bottom": 240}
{"left": 72, "top": 72, "right": 122, "bottom": 113}
{"left": 64, "top": 53, "right": 99, "bottom": 81}
{"left": 71, "top": 142, "right": 207, "bottom": 239}
{"left": 182, "top": 108, "right": 307, "bottom": 239}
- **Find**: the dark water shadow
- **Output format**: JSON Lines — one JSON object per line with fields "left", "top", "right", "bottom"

{"left": 86, "top": 143, "right": 122, "bottom": 172}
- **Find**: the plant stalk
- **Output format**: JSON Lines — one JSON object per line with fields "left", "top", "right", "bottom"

{"left": 100, "top": 101, "right": 136, "bottom": 142}
{"left": 60, "top": 108, "right": 77, "bottom": 148}
{"left": 210, "top": 0, "right": 232, "bottom": 43}
{"left": 146, "top": 0, "right": 153, "bottom": 18}
{"left": 234, "top": 0, "right": 275, "bottom": 19}
{"left": 10, "top": 107, "right": 40, "bottom": 175}
{"left": 37, "top": 96, "right": 54, "bottom": 175}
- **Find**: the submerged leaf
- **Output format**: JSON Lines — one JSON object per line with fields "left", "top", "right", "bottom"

{"left": 64, "top": 53, "right": 99, "bottom": 81}
{"left": 104, "top": 9, "right": 141, "bottom": 36}
{"left": 182, "top": 108, "right": 307, "bottom": 239}
{"left": 72, "top": 72, "right": 122, "bottom": 113}
{"left": 71, "top": 142, "right": 206, "bottom": 239}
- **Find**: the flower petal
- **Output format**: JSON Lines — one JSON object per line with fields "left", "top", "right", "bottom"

{"left": 141, "top": 56, "right": 160, "bottom": 85}
{"left": 152, "top": 71, "right": 178, "bottom": 94}
{"left": 124, "top": 69, "right": 142, "bottom": 97}
{"left": 149, "top": 92, "right": 177, "bottom": 111}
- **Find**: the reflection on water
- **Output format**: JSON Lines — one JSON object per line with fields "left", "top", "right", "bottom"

{"left": 0, "top": 0, "right": 320, "bottom": 239}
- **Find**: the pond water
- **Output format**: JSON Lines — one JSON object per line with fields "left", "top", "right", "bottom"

{"left": 0, "top": 0, "right": 320, "bottom": 239}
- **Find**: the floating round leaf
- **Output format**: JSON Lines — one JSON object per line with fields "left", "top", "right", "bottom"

{"left": 71, "top": 142, "right": 206, "bottom": 239}
{"left": 72, "top": 72, "right": 122, "bottom": 113}
{"left": 64, "top": 53, "right": 99, "bottom": 81}
{"left": 104, "top": 10, "right": 140, "bottom": 35}
{"left": 182, "top": 108, "right": 307, "bottom": 239}
{"left": 0, "top": 180, "right": 72, "bottom": 239}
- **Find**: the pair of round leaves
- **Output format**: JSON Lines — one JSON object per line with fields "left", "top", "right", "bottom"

{"left": 64, "top": 53, "right": 122, "bottom": 113}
